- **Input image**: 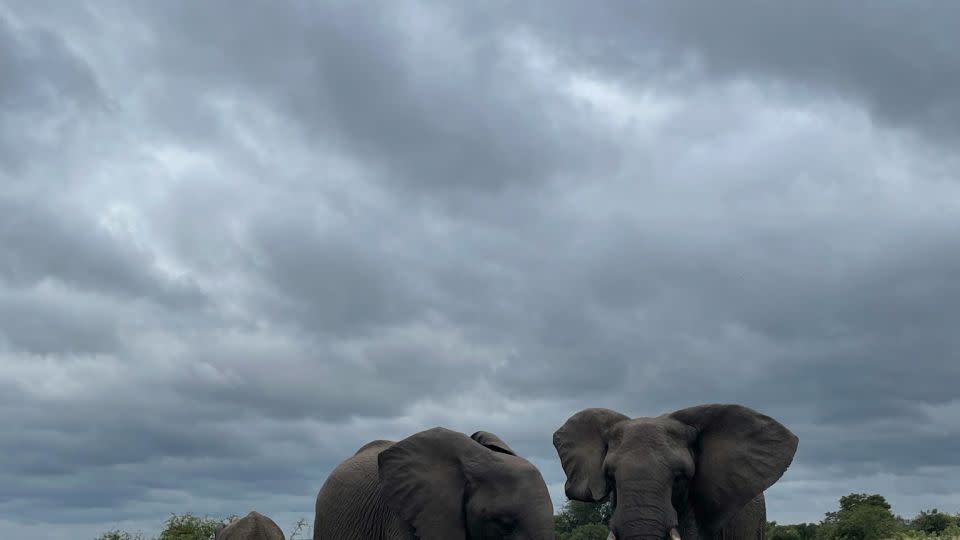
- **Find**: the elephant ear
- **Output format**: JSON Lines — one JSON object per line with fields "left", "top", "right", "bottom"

{"left": 378, "top": 427, "right": 486, "bottom": 540}
{"left": 553, "top": 408, "right": 630, "bottom": 502}
{"left": 669, "top": 404, "right": 799, "bottom": 533}
{"left": 470, "top": 430, "right": 517, "bottom": 455}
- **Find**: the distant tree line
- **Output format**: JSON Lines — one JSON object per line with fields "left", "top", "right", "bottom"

{"left": 95, "top": 514, "right": 308, "bottom": 540}
{"left": 96, "top": 493, "right": 959, "bottom": 540}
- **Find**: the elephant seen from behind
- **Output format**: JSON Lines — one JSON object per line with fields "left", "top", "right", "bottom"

{"left": 553, "top": 403, "right": 798, "bottom": 540}
{"left": 215, "top": 511, "right": 285, "bottom": 540}
{"left": 314, "top": 427, "right": 555, "bottom": 540}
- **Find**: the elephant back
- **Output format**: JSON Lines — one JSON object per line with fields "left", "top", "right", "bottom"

{"left": 314, "top": 441, "right": 414, "bottom": 540}
{"left": 215, "top": 511, "right": 284, "bottom": 540}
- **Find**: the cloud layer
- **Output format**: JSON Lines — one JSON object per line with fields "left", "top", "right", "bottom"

{"left": 2, "top": 2, "right": 959, "bottom": 538}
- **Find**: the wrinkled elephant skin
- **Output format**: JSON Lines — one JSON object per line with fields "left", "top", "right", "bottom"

{"left": 314, "top": 427, "right": 555, "bottom": 539}
{"left": 215, "top": 511, "right": 284, "bottom": 540}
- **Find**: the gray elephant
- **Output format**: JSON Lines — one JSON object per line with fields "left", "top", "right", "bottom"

{"left": 313, "top": 426, "right": 555, "bottom": 540}
{"left": 214, "top": 511, "right": 285, "bottom": 540}
{"left": 553, "top": 403, "right": 798, "bottom": 540}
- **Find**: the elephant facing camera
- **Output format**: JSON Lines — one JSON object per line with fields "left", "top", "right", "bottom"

{"left": 554, "top": 403, "right": 799, "bottom": 540}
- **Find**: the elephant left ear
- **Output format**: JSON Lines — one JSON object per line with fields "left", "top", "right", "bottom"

{"left": 470, "top": 431, "right": 517, "bottom": 455}
{"left": 379, "top": 427, "right": 487, "bottom": 540}
{"left": 669, "top": 404, "right": 799, "bottom": 534}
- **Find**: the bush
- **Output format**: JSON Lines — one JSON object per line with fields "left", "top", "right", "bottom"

{"left": 771, "top": 527, "right": 802, "bottom": 540}
{"left": 156, "top": 513, "right": 227, "bottom": 540}
{"left": 834, "top": 504, "right": 897, "bottom": 540}
{"left": 96, "top": 531, "right": 148, "bottom": 540}
{"left": 560, "top": 523, "right": 610, "bottom": 540}
{"left": 913, "top": 509, "right": 954, "bottom": 535}
{"left": 554, "top": 499, "right": 611, "bottom": 536}
{"left": 816, "top": 493, "right": 898, "bottom": 540}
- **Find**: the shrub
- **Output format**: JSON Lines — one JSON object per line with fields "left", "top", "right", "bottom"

{"left": 912, "top": 509, "right": 953, "bottom": 535}
{"left": 560, "top": 523, "right": 610, "bottom": 540}
{"left": 96, "top": 531, "right": 148, "bottom": 540}
{"left": 156, "top": 513, "right": 227, "bottom": 540}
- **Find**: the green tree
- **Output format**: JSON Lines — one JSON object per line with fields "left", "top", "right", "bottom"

{"left": 794, "top": 523, "right": 820, "bottom": 540}
{"left": 834, "top": 505, "right": 896, "bottom": 540}
{"left": 768, "top": 522, "right": 819, "bottom": 540}
{"left": 560, "top": 523, "right": 610, "bottom": 540}
{"left": 555, "top": 499, "right": 612, "bottom": 535}
{"left": 816, "top": 493, "right": 897, "bottom": 540}
{"left": 770, "top": 526, "right": 802, "bottom": 540}
{"left": 838, "top": 494, "right": 891, "bottom": 513}
{"left": 156, "top": 513, "right": 227, "bottom": 540}
{"left": 912, "top": 508, "right": 953, "bottom": 535}
{"left": 95, "top": 531, "right": 148, "bottom": 540}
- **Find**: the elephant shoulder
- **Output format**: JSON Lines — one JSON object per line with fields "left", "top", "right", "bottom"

{"left": 355, "top": 439, "right": 395, "bottom": 456}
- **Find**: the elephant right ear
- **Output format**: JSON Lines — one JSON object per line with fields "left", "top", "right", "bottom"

{"left": 378, "top": 427, "right": 485, "bottom": 540}
{"left": 553, "top": 408, "right": 630, "bottom": 502}
{"left": 470, "top": 430, "right": 517, "bottom": 455}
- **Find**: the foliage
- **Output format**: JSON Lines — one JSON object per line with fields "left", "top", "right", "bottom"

{"left": 95, "top": 513, "right": 309, "bottom": 540}
{"left": 771, "top": 526, "right": 802, "bottom": 540}
{"left": 769, "top": 521, "right": 820, "bottom": 540}
{"left": 156, "top": 513, "right": 227, "bottom": 540}
{"left": 840, "top": 494, "right": 893, "bottom": 513}
{"left": 816, "top": 493, "right": 899, "bottom": 540}
{"left": 554, "top": 499, "right": 612, "bottom": 536}
{"left": 96, "top": 531, "right": 148, "bottom": 540}
{"left": 560, "top": 523, "right": 611, "bottom": 540}
{"left": 834, "top": 504, "right": 898, "bottom": 539}
{"left": 912, "top": 509, "right": 954, "bottom": 535}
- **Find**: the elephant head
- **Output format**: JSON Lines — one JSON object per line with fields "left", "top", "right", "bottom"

{"left": 378, "top": 427, "right": 555, "bottom": 540}
{"left": 214, "top": 511, "right": 284, "bottom": 540}
{"left": 553, "top": 404, "right": 798, "bottom": 539}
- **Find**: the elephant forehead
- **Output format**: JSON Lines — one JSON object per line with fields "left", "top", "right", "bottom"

{"left": 615, "top": 418, "right": 693, "bottom": 448}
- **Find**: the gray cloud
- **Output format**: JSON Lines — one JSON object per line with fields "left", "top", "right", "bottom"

{"left": 0, "top": 11, "right": 104, "bottom": 175}
{"left": 0, "top": 198, "right": 205, "bottom": 307}
{"left": 516, "top": 0, "right": 960, "bottom": 143}
{"left": 1, "top": 2, "right": 958, "bottom": 539}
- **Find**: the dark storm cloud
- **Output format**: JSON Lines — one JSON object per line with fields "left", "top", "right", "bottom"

{"left": 118, "top": 0, "right": 617, "bottom": 196}
{"left": 0, "top": 287, "right": 120, "bottom": 354}
{"left": 244, "top": 213, "right": 423, "bottom": 338}
{"left": 0, "top": 12, "right": 104, "bottom": 172}
{"left": 0, "top": 198, "right": 205, "bottom": 307}
{"left": 1, "top": 2, "right": 959, "bottom": 538}
{"left": 0, "top": 14, "right": 100, "bottom": 109}
{"left": 516, "top": 0, "right": 960, "bottom": 142}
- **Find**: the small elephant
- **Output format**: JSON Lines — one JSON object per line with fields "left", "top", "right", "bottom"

{"left": 553, "top": 403, "right": 798, "bottom": 540}
{"left": 313, "top": 427, "right": 555, "bottom": 539}
{"left": 214, "top": 511, "right": 285, "bottom": 540}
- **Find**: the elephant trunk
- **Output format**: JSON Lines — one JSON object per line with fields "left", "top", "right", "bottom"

{"left": 606, "top": 528, "right": 680, "bottom": 540}
{"left": 608, "top": 477, "right": 679, "bottom": 540}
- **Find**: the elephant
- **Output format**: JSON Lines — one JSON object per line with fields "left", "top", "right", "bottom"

{"left": 313, "top": 426, "right": 555, "bottom": 540}
{"left": 214, "top": 511, "right": 285, "bottom": 540}
{"left": 553, "top": 403, "right": 798, "bottom": 540}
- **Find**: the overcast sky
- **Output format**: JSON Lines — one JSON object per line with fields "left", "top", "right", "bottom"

{"left": 2, "top": 1, "right": 959, "bottom": 538}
